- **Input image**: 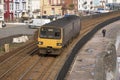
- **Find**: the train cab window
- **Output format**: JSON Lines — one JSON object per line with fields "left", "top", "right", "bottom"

{"left": 40, "top": 27, "right": 61, "bottom": 39}
{"left": 40, "top": 28, "right": 47, "bottom": 37}
{"left": 48, "top": 29, "right": 61, "bottom": 39}
{"left": 55, "top": 32, "right": 60, "bottom": 38}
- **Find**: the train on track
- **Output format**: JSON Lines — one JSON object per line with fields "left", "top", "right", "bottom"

{"left": 37, "top": 15, "right": 81, "bottom": 55}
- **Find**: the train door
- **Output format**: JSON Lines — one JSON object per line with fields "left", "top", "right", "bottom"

{"left": 72, "top": 22, "right": 75, "bottom": 38}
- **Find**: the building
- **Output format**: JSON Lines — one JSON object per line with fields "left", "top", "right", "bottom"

{"left": 40, "top": 0, "right": 78, "bottom": 16}
{"left": 73, "top": 0, "right": 78, "bottom": 14}
{"left": 4, "top": 0, "right": 40, "bottom": 22}
{"left": 4, "top": 0, "right": 14, "bottom": 21}
{"left": 106, "top": 0, "right": 120, "bottom": 10}
{"left": 93, "top": 0, "right": 120, "bottom": 11}
{"left": 40, "top": 0, "right": 63, "bottom": 16}
{"left": 116, "top": 0, "right": 120, "bottom": 3}
{"left": 107, "top": 0, "right": 117, "bottom": 3}
{"left": 0, "top": 0, "right": 4, "bottom": 21}
{"left": 78, "top": 0, "right": 94, "bottom": 11}
{"left": 28, "top": 0, "right": 40, "bottom": 18}
{"left": 0, "top": 0, "right": 4, "bottom": 28}
{"left": 4, "top": 0, "right": 29, "bottom": 22}
{"left": 64, "top": 0, "right": 78, "bottom": 14}
{"left": 3, "top": 0, "right": 79, "bottom": 21}
{"left": 13, "top": 0, "right": 28, "bottom": 20}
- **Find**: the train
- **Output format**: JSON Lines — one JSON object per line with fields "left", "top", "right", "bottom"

{"left": 37, "top": 15, "right": 81, "bottom": 55}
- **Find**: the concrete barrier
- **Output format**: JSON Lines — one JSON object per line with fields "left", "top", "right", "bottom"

{"left": 13, "top": 36, "right": 29, "bottom": 43}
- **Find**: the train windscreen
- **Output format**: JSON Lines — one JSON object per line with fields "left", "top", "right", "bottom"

{"left": 40, "top": 27, "right": 61, "bottom": 39}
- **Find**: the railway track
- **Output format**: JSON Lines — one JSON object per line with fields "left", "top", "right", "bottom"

{"left": 19, "top": 56, "right": 55, "bottom": 80}
{"left": 0, "top": 40, "right": 35, "bottom": 62}
{"left": 0, "top": 11, "right": 120, "bottom": 80}
{"left": 0, "top": 42, "right": 38, "bottom": 80}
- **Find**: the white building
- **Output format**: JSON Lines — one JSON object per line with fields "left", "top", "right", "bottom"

{"left": 78, "top": 0, "right": 94, "bottom": 11}
{"left": 0, "top": 0, "right": 4, "bottom": 21}
{"left": 12, "top": 0, "right": 40, "bottom": 19}
{"left": 106, "top": 0, "right": 120, "bottom": 3}
{"left": 13, "top": 0, "right": 28, "bottom": 18}
{"left": 105, "top": 0, "right": 120, "bottom": 10}
{"left": 29, "top": 0, "right": 40, "bottom": 18}
{"left": 107, "top": 0, "right": 114, "bottom": 3}
{"left": 116, "top": 0, "right": 120, "bottom": 3}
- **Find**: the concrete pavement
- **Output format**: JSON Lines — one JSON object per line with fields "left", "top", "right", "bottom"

{"left": 0, "top": 22, "right": 36, "bottom": 39}
{"left": 66, "top": 20, "right": 120, "bottom": 80}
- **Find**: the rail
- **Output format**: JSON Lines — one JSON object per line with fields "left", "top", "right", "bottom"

{"left": 0, "top": 42, "right": 38, "bottom": 79}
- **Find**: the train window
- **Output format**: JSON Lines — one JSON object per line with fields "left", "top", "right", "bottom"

{"left": 40, "top": 27, "right": 61, "bottom": 39}
{"left": 40, "top": 28, "right": 47, "bottom": 38}
{"left": 55, "top": 32, "right": 60, "bottom": 38}
{"left": 48, "top": 29, "right": 53, "bottom": 32}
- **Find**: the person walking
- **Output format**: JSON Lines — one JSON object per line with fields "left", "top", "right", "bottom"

{"left": 102, "top": 29, "right": 106, "bottom": 37}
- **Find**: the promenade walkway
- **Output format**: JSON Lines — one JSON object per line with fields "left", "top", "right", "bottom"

{"left": 66, "top": 20, "right": 120, "bottom": 80}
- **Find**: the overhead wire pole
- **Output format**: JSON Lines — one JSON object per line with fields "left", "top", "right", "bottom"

{"left": 100, "top": 0, "right": 106, "bottom": 10}
{"left": 40, "top": 0, "right": 44, "bottom": 24}
{"left": 41, "top": 0, "right": 44, "bottom": 18}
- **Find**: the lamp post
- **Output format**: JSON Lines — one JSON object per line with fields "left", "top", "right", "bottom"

{"left": 40, "top": 0, "right": 44, "bottom": 18}
{"left": 100, "top": 0, "right": 106, "bottom": 10}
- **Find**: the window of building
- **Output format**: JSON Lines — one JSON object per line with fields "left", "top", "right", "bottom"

{"left": 22, "top": 3, "right": 26, "bottom": 10}
{"left": 9, "top": 2, "right": 13, "bottom": 11}
{"left": 15, "top": 4, "right": 17, "bottom": 10}
{"left": 15, "top": 0, "right": 19, "bottom": 2}
{"left": 44, "top": 11, "right": 46, "bottom": 14}
{"left": 90, "top": 1, "right": 93, "bottom": 4}
{"left": 62, "top": 0, "right": 64, "bottom": 4}
{"left": 4, "top": 4, "right": 7, "bottom": 11}
{"left": 23, "top": 0, "right": 25, "bottom": 1}
{"left": 18, "top": 4, "right": 20, "bottom": 10}
{"left": 58, "top": 0, "right": 61, "bottom": 5}
{"left": 15, "top": 3, "right": 19, "bottom": 10}
{"left": 79, "top": 5, "right": 80, "bottom": 8}
{"left": 22, "top": 0, "right": 26, "bottom": 2}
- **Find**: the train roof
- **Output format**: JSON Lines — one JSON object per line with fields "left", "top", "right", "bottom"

{"left": 41, "top": 15, "right": 80, "bottom": 28}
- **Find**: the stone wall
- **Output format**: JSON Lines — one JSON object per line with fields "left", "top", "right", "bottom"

{"left": 95, "top": 43, "right": 117, "bottom": 80}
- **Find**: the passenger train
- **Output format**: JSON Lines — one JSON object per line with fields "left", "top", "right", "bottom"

{"left": 37, "top": 15, "right": 81, "bottom": 55}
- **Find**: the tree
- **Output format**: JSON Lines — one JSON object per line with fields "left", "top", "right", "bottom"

{"left": 68, "top": 4, "right": 75, "bottom": 10}
{"left": 61, "top": 4, "right": 67, "bottom": 15}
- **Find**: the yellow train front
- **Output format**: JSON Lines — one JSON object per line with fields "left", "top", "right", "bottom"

{"left": 37, "top": 15, "right": 81, "bottom": 55}
{"left": 38, "top": 26, "right": 63, "bottom": 55}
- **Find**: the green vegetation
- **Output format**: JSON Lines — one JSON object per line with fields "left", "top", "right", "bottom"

{"left": 68, "top": 4, "right": 75, "bottom": 10}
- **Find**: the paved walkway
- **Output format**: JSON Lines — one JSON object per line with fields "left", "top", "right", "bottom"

{"left": 0, "top": 23, "right": 36, "bottom": 39}
{"left": 66, "top": 20, "right": 120, "bottom": 80}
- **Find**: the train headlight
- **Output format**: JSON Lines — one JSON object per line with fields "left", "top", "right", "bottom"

{"left": 57, "top": 43, "right": 62, "bottom": 46}
{"left": 39, "top": 42, "right": 43, "bottom": 45}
